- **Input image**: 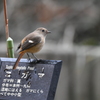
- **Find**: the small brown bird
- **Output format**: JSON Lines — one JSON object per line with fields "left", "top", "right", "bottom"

{"left": 13, "top": 27, "right": 51, "bottom": 69}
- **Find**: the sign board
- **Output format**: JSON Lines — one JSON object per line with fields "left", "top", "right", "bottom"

{"left": 0, "top": 58, "right": 62, "bottom": 100}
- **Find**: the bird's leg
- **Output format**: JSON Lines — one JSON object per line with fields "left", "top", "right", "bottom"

{"left": 31, "top": 53, "right": 43, "bottom": 63}
{"left": 31, "top": 53, "right": 39, "bottom": 61}
{"left": 27, "top": 53, "right": 31, "bottom": 62}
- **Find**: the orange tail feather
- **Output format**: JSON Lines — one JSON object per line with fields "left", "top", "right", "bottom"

{"left": 13, "top": 52, "right": 25, "bottom": 69}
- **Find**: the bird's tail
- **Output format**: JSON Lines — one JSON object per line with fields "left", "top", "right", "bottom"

{"left": 13, "top": 52, "right": 25, "bottom": 69}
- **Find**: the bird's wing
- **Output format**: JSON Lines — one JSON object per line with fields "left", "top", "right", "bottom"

{"left": 16, "top": 43, "right": 21, "bottom": 51}
{"left": 20, "top": 36, "right": 41, "bottom": 52}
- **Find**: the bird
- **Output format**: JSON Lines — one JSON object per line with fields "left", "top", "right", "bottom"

{"left": 13, "top": 27, "right": 51, "bottom": 69}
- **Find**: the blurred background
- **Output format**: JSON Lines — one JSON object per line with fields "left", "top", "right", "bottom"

{"left": 0, "top": 0, "right": 100, "bottom": 100}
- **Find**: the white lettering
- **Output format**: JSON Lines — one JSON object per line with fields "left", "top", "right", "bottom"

{"left": 27, "top": 66, "right": 35, "bottom": 70}
{"left": 6, "top": 65, "right": 13, "bottom": 69}
{"left": 38, "top": 73, "right": 45, "bottom": 78}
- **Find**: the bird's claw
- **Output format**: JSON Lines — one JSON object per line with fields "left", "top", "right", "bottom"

{"left": 27, "top": 57, "right": 32, "bottom": 63}
{"left": 32, "top": 59, "right": 42, "bottom": 64}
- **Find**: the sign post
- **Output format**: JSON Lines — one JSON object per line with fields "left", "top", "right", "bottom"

{"left": 0, "top": 58, "right": 62, "bottom": 100}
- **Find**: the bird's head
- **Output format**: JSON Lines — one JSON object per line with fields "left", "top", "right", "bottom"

{"left": 36, "top": 27, "right": 51, "bottom": 36}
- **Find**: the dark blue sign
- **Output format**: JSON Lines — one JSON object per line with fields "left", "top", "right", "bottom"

{"left": 0, "top": 58, "right": 62, "bottom": 100}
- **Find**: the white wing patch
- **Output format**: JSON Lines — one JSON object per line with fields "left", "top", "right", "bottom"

{"left": 28, "top": 40, "right": 34, "bottom": 43}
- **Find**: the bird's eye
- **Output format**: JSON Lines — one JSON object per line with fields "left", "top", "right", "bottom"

{"left": 42, "top": 30, "right": 45, "bottom": 32}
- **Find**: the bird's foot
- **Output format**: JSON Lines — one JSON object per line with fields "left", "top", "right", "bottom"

{"left": 27, "top": 57, "right": 32, "bottom": 63}
{"left": 32, "top": 59, "right": 42, "bottom": 64}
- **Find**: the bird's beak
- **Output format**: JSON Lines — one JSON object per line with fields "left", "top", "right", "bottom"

{"left": 47, "top": 31, "right": 51, "bottom": 34}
